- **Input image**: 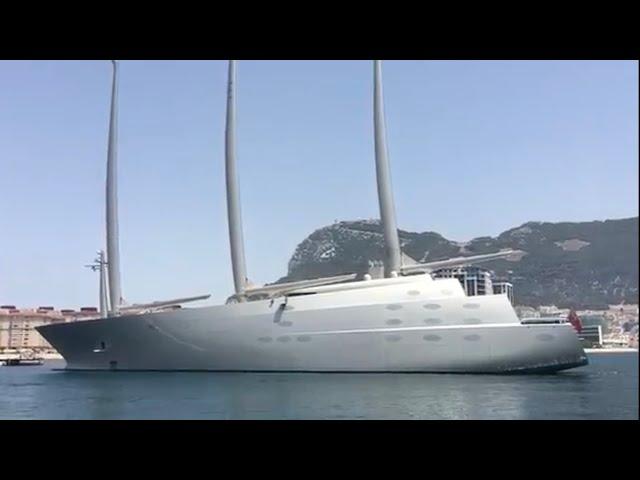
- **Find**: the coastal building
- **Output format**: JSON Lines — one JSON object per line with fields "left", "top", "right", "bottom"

{"left": 601, "top": 304, "right": 638, "bottom": 347}
{"left": 578, "top": 325, "right": 603, "bottom": 348}
{"left": 608, "top": 304, "right": 639, "bottom": 315}
{"left": 0, "top": 306, "right": 98, "bottom": 352}
{"left": 432, "top": 266, "right": 493, "bottom": 297}
{"left": 490, "top": 301, "right": 638, "bottom": 348}
{"left": 493, "top": 281, "right": 514, "bottom": 305}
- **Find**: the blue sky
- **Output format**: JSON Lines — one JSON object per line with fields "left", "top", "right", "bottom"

{"left": 0, "top": 60, "right": 637, "bottom": 308}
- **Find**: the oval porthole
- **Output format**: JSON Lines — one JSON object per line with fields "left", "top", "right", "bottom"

{"left": 277, "top": 336, "right": 291, "bottom": 343}
{"left": 386, "top": 318, "right": 402, "bottom": 326}
{"left": 258, "top": 337, "right": 273, "bottom": 343}
{"left": 423, "top": 334, "right": 442, "bottom": 342}
{"left": 278, "top": 321, "right": 293, "bottom": 327}
{"left": 463, "top": 318, "right": 482, "bottom": 325}
{"left": 296, "top": 336, "right": 312, "bottom": 342}
{"left": 423, "top": 304, "right": 441, "bottom": 310}
{"left": 386, "top": 304, "right": 403, "bottom": 311}
{"left": 385, "top": 335, "right": 402, "bottom": 343}
{"left": 536, "top": 334, "right": 554, "bottom": 342}
{"left": 464, "top": 334, "right": 481, "bottom": 342}
{"left": 463, "top": 303, "right": 481, "bottom": 309}
{"left": 424, "top": 318, "right": 442, "bottom": 326}
{"left": 407, "top": 290, "right": 420, "bottom": 296}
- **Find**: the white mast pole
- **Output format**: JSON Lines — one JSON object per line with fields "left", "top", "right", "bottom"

{"left": 373, "top": 60, "right": 402, "bottom": 278}
{"left": 225, "top": 60, "right": 249, "bottom": 297}
{"left": 106, "top": 60, "right": 123, "bottom": 313}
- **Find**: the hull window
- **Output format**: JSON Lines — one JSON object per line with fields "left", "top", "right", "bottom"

{"left": 424, "top": 318, "right": 442, "bottom": 325}
{"left": 93, "top": 341, "right": 108, "bottom": 353}
{"left": 536, "top": 334, "right": 555, "bottom": 342}
{"left": 463, "top": 318, "right": 483, "bottom": 325}
{"left": 423, "top": 334, "right": 442, "bottom": 342}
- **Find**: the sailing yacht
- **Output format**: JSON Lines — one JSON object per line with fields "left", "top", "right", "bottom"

{"left": 37, "top": 60, "right": 588, "bottom": 373}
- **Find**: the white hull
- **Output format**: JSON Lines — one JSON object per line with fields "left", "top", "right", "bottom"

{"left": 37, "top": 276, "right": 588, "bottom": 373}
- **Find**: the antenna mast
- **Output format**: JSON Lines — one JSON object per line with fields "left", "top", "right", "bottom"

{"left": 85, "top": 250, "right": 109, "bottom": 318}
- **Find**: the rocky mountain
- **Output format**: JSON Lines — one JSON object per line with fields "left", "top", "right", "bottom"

{"left": 277, "top": 217, "right": 639, "bottom": 308}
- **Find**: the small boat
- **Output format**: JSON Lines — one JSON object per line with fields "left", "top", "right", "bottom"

{"left": 3, "top": 358, "right": 45, "bottom": 366}
{"left": 1, "top": 350, "right": 45, "bottom": 366}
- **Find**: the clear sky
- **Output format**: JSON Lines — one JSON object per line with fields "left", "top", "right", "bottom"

{"left": 0, "top": 60, "right": 637, "bottom": 308}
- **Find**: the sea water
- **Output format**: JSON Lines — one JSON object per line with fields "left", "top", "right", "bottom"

{"left": 0, "top": 352, "right": 637, "bottom": 420}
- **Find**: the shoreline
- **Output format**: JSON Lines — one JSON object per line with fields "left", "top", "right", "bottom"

{"left": 585, "top": 348, "right": 638, "bottom": 354}
{"left": 1, "top": 352, "right": 63, "bottom": 361}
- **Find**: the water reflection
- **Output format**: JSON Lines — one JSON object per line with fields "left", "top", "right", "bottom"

{"left": 0, "top": 354, "right": 636, "bottom": 420}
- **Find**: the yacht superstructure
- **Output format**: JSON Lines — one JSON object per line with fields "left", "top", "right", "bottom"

{"left": 37, "top": 60, "right": 588, "bottom": 373}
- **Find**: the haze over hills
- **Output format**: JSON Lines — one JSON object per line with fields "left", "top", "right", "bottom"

{"left": 277, "top": 217, "right": 639, "bottom": 309}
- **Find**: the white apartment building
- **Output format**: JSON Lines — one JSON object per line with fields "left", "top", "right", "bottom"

{"left": 0, "top": 306, "right": 99, "bottom": 351}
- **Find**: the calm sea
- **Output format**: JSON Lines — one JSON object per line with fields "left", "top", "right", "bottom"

{"left": 0, "top": 352, "right": 637, "bottom": 420}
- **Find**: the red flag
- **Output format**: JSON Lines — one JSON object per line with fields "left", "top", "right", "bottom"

{"left": 568, "top": 310, "right": 582, "bottom": 333}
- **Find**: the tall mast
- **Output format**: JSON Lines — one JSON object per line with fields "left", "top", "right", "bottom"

{"left": 225, "top": 60, "right": 248, "bottom": 296}
{"left": 373, "top": 60, "right": 402, "bottom": 278}
{"left": 106, "top": 60, "right": 122, "bottom": 313}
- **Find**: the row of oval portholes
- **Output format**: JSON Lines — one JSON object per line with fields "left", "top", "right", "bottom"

{"left": 257, "top": 333, "right": 556, "bottom": 344}
{"left": 275, "top": 302, "right": 481, "bottom": 320}
{"left": 277, "top": 302, "right": 480, "bottom": 316}
{"left": 406, "top": 290, "right": 458, "bottom": 297}
{"left": 258, "top": 336, "right": 312, "bottom": 343}
{"left": 387, "top": 334, "right": 553, "bottom": 342}
{"left": 386, "top": 334, "right": 480, "bottom": 342}
{"left": 276, "top": 318, "right": 484, "bottom": 328}
{"left": 387, "top": 303, "right": 482, "bottom": 311}
{"left": 387, "top": 318, "right": 483, "bottom": 326}
{"left": 387, "top": 333, "right": 556, "bottom": 343}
